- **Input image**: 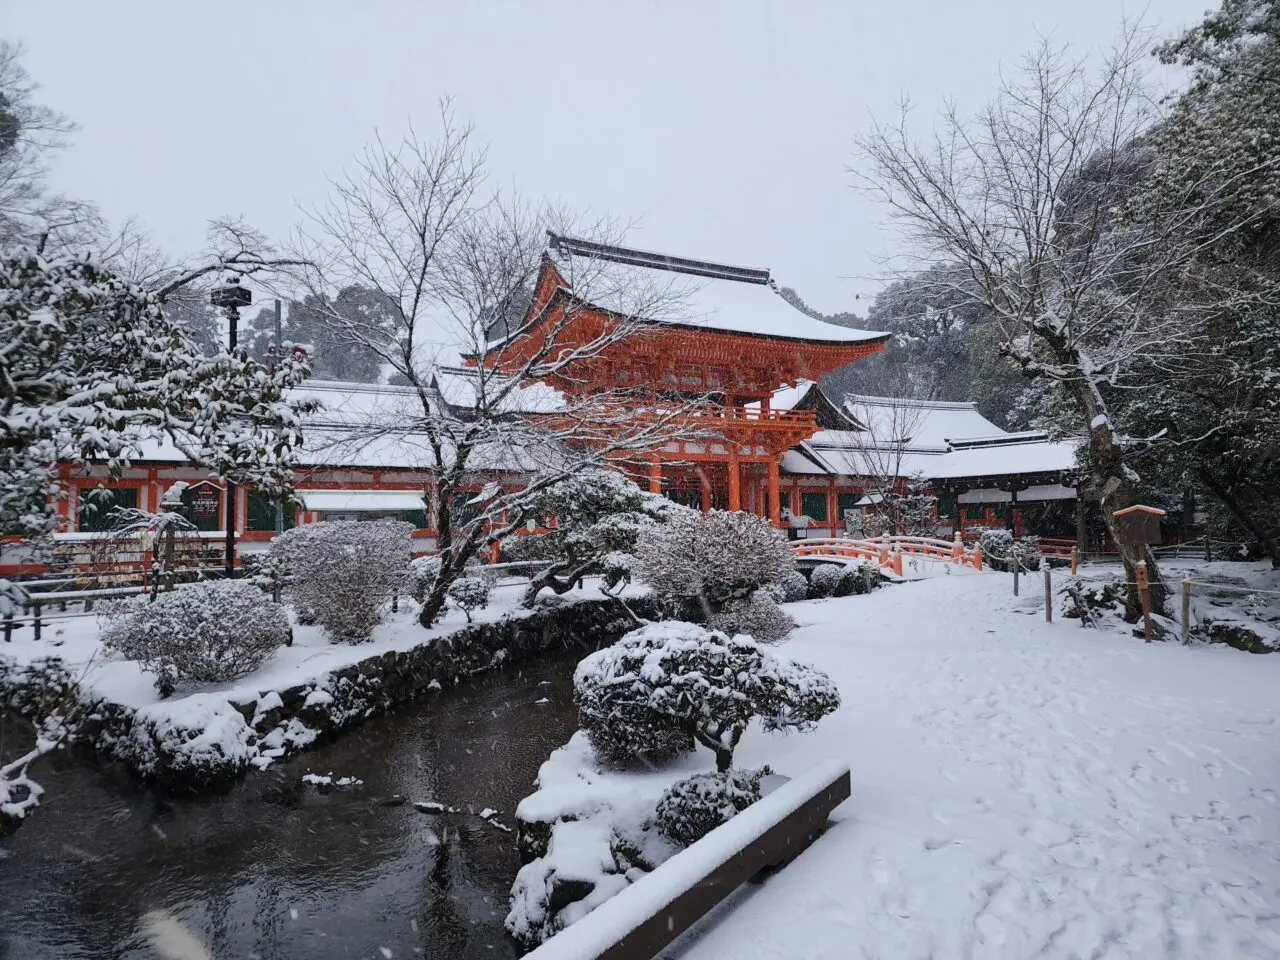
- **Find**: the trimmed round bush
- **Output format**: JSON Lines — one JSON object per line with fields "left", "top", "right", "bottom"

{"left": 100, "top": 580, "right": 291, "bottom": 697}
{"left": 808, "top": 563, "right": 843, "bottom": 598}
{"left": 655, "top": 767, "right": 768, "bottom": 846}
{"left": 778, "top": 570, "right": 809, "bottom": 603}
{"left": 447, "top": 575, "right": 491, "bottom": 622}
{"left": 575, "top": 621, "right": 840, "bottom": 772}
{"left": 707, "top": 590, "right": 796, "bottom": 643}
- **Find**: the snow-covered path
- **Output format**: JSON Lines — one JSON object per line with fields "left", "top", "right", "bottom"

{"left": 669, "top": 574, "right": 1280, "bottom": 960}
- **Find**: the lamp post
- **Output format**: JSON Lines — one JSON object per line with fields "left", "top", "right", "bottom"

{"left": 210, "top": 281, "right": 253, "bottom": 577}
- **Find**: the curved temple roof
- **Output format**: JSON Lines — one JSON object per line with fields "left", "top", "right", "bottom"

{"left": 545, "top": 234, "right": 889, "bottom": 346}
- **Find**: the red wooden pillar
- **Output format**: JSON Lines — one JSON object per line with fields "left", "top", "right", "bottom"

{"left": 700, "top": 475, "right": 712, "bottom": 512}
{"left": 728, "top": 452, "right": 741, "bottom": 512}
{"left": 767, "top": 459, "right": 781, "bottom": 526}
{"left": 826, "top": 478, "right": 836, "bottom": 534}
{"left": 648, "top": 460, "right": 662, "bottom": 494}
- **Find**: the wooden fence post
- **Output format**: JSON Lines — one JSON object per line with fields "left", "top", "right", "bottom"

{"left": 1013, "top": 559, "right": 1020, "bottom": 597}
{"left": 1070, "top": 546, "right": 1078, "bottom": 576}
{"left": 1136, "top": 561, "right": 1152, "bottom": 643}
{"left": 1181, "top": 579, "right": 1191, "bottom": 645}
{"left": 1044, "top": 564, "right": 1052, "bottom": 623}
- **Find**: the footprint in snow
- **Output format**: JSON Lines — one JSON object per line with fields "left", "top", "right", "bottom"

{"left": 868, "top": 850, "right": 892, "bottom": 885}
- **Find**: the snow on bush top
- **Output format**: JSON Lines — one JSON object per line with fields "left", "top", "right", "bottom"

{"left": 574, "top": 621, "right": 840, "bottom": 772}
{"left": 100, "top": 580, "right": 290, "bottom": 695}
{"left": 447, "top": 575, "right": 491, "bottom": 622}
{"left": 632, "top": 509, "right": 795, "bottom": 606}
{"left": 655, "top": 767, "right": 767, "bottom": 847}
{"left": 270, "top": 519, "right": 414, "bottom": 642}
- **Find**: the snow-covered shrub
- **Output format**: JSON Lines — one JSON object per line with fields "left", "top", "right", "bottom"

{"left": 808, "top": 563, "right": 844, "bottom": 599}
{"left": 632, "top": 509, "right": 794, "bottom": 614}
{"left": 706, "top": 590, "right": 796, "bottom": 643}
{"left": 408, "top": 554, "right": 442, "bottom": 603}
{"left": 978, "top": 530, "right": 1040, "bottom": 572}
{"left": 271, "top": 520, "right": 413, "bottom": 642}
{"left": 573, "top": 659, "right": 694, "bottom": 768}
{"left": 100, "top": 581, "right": 290, "bottom": 696}
{"left": 772, "top": 570, "right": 809, "bottom": 603}
{"left": 836, "top": 561, "right": 882, "bottom": 596}
{"left": 447, "top": 576, "right": 491, "bottom": 622}
{"left": 655, "top": 767, "right": 768, "bottom": 847}
{"left": 574, "top": 622, "right": 840, "bottom": 772}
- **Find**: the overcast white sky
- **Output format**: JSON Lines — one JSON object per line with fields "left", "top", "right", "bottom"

{"left": 7, "top": 0, "right": 1209, "bottom": 313}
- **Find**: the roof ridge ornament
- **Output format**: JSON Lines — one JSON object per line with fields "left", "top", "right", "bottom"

{"left": 547, "top": 231, "right": 771, "bottom": 285}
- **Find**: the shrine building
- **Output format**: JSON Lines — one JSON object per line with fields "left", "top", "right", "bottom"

{"left": 24, "top": 236, "right": 1079, "bottom": 572}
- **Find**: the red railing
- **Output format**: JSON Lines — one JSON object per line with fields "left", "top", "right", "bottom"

{"left": 792, "top": 536, "right": 983, "bottom": 576}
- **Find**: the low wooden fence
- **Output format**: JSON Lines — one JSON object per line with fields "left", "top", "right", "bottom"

{"left": 524, "top": 760, "right": 851, "bottom": 960}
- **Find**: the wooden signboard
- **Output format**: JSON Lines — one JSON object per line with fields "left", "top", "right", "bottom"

{"left": 189, "top": 485, "right": 221, "bottom": 522}
{"left": 1112, "top": 504, "right": 1165, "bottom": 548}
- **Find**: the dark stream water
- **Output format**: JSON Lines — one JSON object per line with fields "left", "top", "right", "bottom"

{"left": 0, "top": 648, "right": 584, "bottom": 960}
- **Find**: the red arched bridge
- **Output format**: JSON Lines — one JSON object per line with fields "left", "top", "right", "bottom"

{"left": 791, "top": 535, "right": 984, "bottom": 577}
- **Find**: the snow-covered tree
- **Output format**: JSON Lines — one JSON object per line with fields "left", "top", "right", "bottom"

{"left": 289, "top": 103, "right": 706, "bottom": 627}
{"left": 1110, "top": 0, "right": 1280, "bottom": 566}
{"left": 574, "top": 622, "right": 841, "bottom": 772}
{"left": 1, "top": 249, "right": 314, "bottom": 538}
{"left": 503, "top": 469, "right": 688, "bottom": 605}
{"left": 271, "top": 520, "right": 413, "bottom": 642}
{"left": 447, "top": 575, "right": 491, "bottom": 623}
{"left": 853, "top": 26, "right": 1238, "bottom": 615}
{"left": 0, "top": 42, "right": 85, "bottom": 248}
{"left": 821, "top": 265, "right": 1027, "bottom": 428}
{"left": 632, "top": 509, "right": 795, "bottom": 617}
{"left": 100, "top": 580, "right": 291, "bottom": 696}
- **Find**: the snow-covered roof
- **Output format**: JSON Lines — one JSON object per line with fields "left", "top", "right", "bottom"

{"left": 841, "top": 395, "right": 1007, "bottom": 451}
{"left": 793, "top": 403, "right": 1080, "bottom": 483}
{"left": 545, "top": 235, "right": 889, "bottom": 346}
{"left": 117, "top": 378, "right": 562, "bottom": 474}
{"left": 432, "top": 366, "right": 566, "bottom": 414}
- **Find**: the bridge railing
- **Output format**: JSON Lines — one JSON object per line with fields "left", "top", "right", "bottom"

{"left": 793, "top": 536, "right": 983, "bottom": 575}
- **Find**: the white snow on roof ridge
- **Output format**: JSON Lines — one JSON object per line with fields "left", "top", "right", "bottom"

{"left": 842, "top": 394, "right": 980, "bottom": 412}
{"left": 547, "top": 244, "right": 889, "bottom": 345}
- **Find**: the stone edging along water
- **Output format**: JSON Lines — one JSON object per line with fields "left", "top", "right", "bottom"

{"left": 1, "top": 594, "right": 659, "bottom": 794}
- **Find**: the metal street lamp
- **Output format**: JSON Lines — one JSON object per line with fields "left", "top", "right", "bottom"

{"left": 210, "top": 281, "right": 253, "bottom": 577}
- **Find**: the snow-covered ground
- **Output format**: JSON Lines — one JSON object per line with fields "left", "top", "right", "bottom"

{"left": 665, "top": 570, "right": 1280, "bottom": 960}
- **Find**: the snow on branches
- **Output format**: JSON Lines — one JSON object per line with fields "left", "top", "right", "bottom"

{"left": 632, "top": 509, "right": 795, "bottom": 616}
{"left": 0, "top": 248, "right": 314, "bottom": 537}
{"left": 447, "top": 575, "right": 491, "bottom": 622}
{"left": 270, "top": 520, "right": 413, "bottom": 643}
{"left": 574, "top": 621, "right": 841, "bottom": 772}
{"left": 506, "top": 468, "right": 689, "bottom": 605}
